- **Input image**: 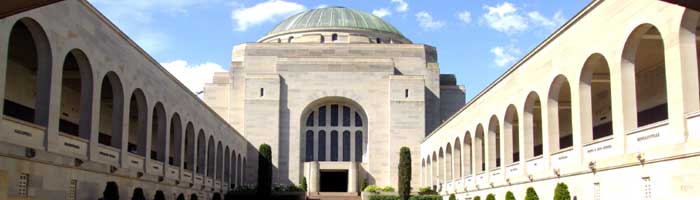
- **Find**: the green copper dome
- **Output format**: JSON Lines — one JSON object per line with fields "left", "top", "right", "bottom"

{"left": 264, "top": 6, "right": 405, "bottom": 38}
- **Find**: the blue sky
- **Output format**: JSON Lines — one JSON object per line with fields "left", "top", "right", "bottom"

{"left": 88, "top": 0, "right": 590, "bottom": 100}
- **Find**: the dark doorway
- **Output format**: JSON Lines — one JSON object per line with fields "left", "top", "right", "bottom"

{"left": 320, "top": 170, "right": 348, "bottom": 192}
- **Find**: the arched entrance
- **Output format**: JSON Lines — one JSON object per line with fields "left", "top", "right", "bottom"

{"left": 301, "top": 97, "right": 367, "bottom": 193}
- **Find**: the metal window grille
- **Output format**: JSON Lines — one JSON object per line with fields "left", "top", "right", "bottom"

{"left": 18, "top": 173, "right": 29, "bottom": 197}
{"left": 594, "top": 182, "right": 601, "bottom": 200}
{"left": 68, "top": 179, "right": 77, "bottom": 200}
{"left": 642, "top": 177, "right": 652, "bottom": 200}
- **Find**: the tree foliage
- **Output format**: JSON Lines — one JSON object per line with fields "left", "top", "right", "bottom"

{"left": 525, "top": 187, "right": 539, "bottom": 200}
{"left": 473, "top": 195, "right": 481, "bottom": 200}
{"left": 154, "top": 190, "right": 165, "bottom": 200}
{"left": 486, "top": 193, "right": 495, "bottom": 200}
{"left": 449, "top": 193, "right": 456, "bottom": 200}
{"left": 131, "top": 188, "right": 145, "bottom": 200}
{"left": 505, "top": 191, "right": 516, "bottom": 200}
{"left": 257, "top": 144, "right": 273, "bottom": 197}
{"left": 176, "top": 194, "right": 185, "bottom": 200}
{"left": 300, "top": 177, "right": 308, "bottom": 191}
{"left": 102, "top": 181, "right": 119, "bottom": 200}
{"left": 554, "top": 183, "right": 571, "bottom": 200}
{"left": 398, "top": 147, "right": 412, "bottom": 200}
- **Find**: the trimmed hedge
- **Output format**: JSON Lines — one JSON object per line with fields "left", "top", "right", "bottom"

{"left": 257, "top": 144, "right": 272, "bottom": 197}
{"left": 505, "top": 191, "right": 515, "bottom": 200}
{"left": 398, "top": 147, "right": 412, "bottom": 200}
{"left": 417, "top": 187, "right": 438, "bottom": 195}
{"left": 449, "top": 194, "right": 456, "bottom": 200}
{"left": 131, "top": 188, "right": 145, "bottom": 200}
{"left": 486, "top": 194, "right": 495, "bottom": 200}
{"left": 408, "top": 195, "right": 442, "bottom": 200}
{"left": 473, "top": 195, "right": 481, "bottom": 200}
{"left": 369, "top": 195, "right": 400, "bottom": 200}
{"left": 102, "top": 181, "right": 119, "bottom": 200}
{"left": 300, "top": 177, "right": 308, "bottom": 192}
{"left": 154, "top": 190, "right": 165, "bottom": 200}
{"left": 525, "top": 187, "right": 539, "bottom": 200}
{"left": 554, "top": 183, "right": 571, "bottom": 200}
{"left": 364, "top": 185, "right": 381, "bottom": 193}
{"left": 176, "top": 194, "right": 185, "bottom": 200}
{"left": 382, "top": 186, "right": 396, "bottom": 192}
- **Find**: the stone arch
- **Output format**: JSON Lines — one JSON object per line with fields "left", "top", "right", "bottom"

{"left": 445, "top": 143, "right": 453, "bottom": 181}
{"left": 207, "top": 136, "right": 215, "bottom": 178}
{"left": 98, "top": 72, "right": 124, "bottom": 148}
{"left": 437, "top": 148, "right": 444, "bottom": 184}
{"left": 196, "top": 130, "right": 206, "bottom": 175}
{"left": 301, "top": 96, "right": 368, "bottom": 162}
{"left": 474, "top": 124, "right": 485, "bottom": 173}
{"left": 504, "top": 104, "right": 520, "bottom": 165}
{"left": 453, "top": 137, "right": 462, "bottom": 179}
{"left": 3, "top": 17, "right": 52, "bottom": 126}
{"left": 524, "top": 92, "right": 543, "bottom": 159}
{"left": 621, "top": 23, "right": 668, "bottom": 129}
{"left": 680, "top": 9, "right": 700, "bottom": 112}
{"left": 547, "top": 75, "right": 573, "bottom": 152}
{"left": 216, "top": 141, "right": 223, "bottom": 181}
{"left": 151, "top": 102, "right": 166, "bottom": 162}
{"left": 579, "top": 53, "right": 613, "bottom": 144}
{"left": 127, "top": 89, "right": 148, "bottom": 156}
{"left": 462, "top": 131, "right": 473, "bottom": 176}
{"left": 58, "top": 49, "right": 94, "bottom": 140}
{"left": 184, "top": 122, "right": 195, "bottom": 170}
{"left": 169, "top": 113, "right": 182, "bottom": 166}
{"left": 487, "top": 115, "right": 500, "bottom": 169}
{"left": 224, "top": 146, "right": 230, "bottom": 183}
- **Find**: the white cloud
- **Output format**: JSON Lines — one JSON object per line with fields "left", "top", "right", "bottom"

{"left": 231, "top": 0, "right": 306, "bottom": 31}
{"left": 316, "top": 4, "right": 328, "bottom": 9}
{"left": 481, "top": 2, "right": 528, "bottom": 34}
{"left": 528, "top": 11, "right": 566, "bottom": 29}
{"left": 391, "top": 0, "right": 408, "bottom": 13}
{"left": 161, "top": 60, "right": 227, "bottom": 94}
{"left": 457, "top": 11, "right": 472, "bottom": 24}
{"left": 416, "top": 11, "right": 445, "bottom": 30}
{"left": 372, "top": 8, "right": 392, "bottom": 18}
{"left": 490, "top": 44, "right": 521, "bottom": 67}
{"left": 88, "top": 0, "right": 214, "bottom": 54}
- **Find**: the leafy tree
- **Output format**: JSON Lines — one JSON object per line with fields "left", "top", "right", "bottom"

{"left": 257, "top": 144, "right": 272, "bottom": 197}
{"left": 154, "top": 190, "right": 165, "bottom": 200}
{"left": 554, "top": 183, "right": 571, "bottom": 200}
{"left": 131, "top": 188, "right": 145, "bottom": 200}
{"left": 473, "top": 195, "right": 481, "bottom": 200}
{"left": 486, "top": 193, "right": 495, "bottom": 200}
{"left": 300, "top": 177, "right": 308, "bottom": 191}
{"left": 449, "top": 193, "right": 456, "bottom": 200}
{"left": 505, "top": 191, "right": 516, "bottom": 200}
{"left": 398, "top": 147, "right": 412, "bottom": 200}
{"left": 525, "top": 187, "right": 539, "bottom": 200}
{"left": 102, "top": 181, "right": 119, "bottom": 200}
{"left": 360, "top": 177, "right": 369, "bottom": 191}
{"left": 176, "top": 194, "right": 185, "bottom": 200}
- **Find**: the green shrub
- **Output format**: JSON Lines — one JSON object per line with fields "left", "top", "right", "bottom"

{"left": 300, "top": 177, "right": 308, "bottom": 191}
{"left": 398, "top": 147, "right": 412, "bottom": 200}
{"left": 369, "top": 195, "right": 400, "bottom": 200}
{"left": 382, "top": 186, "right": 396, "bottom": 192}
{"left": 449, "top": 193, "right": 456, "bottom": 200}
{"left": 505, "top": 191, "right": 515, "bottom": 200}
{"left": 131, "top": 188, "right": 145, "bottom": 200}
{"left": 154, "top": 190, "right": 165, "bottom": 200}
{"left": 273, "top": 184, "right": 304, "bottom": 192}
{"left": 190, "top": 193, "right": 198, "bottom": 200}
{"left": 257, "top": 144, "right": 272, "bottom": 197}
{"left": 473, "top": 195, "right": 481, "bottom": 200}
{"left": 486, "top": 194, "right": 495, "bottom": 200}
{"left": 212, "top": 192, "right": 221, "bottom": 200}
{"left": 525, "top": 187, "right": 538, "bottom": 200}
{"left": 364, "top": 185, "right": 381, "bottom": 193}
{"left": 360, "top": 177, "right": 369, "bottom": 191}
{"left": 102, "top": 181, "right": 119, "bottom": 200}
{"left": 176, "top": 194, "right": 185, "bottom": 200}
{"left": 408, "top": 195, "right": 443, "bottom": 200}
{"left": 417, "top": 187, "right": 438, "bottom": 195}
{"left": 224, "top": 191, "right": 234, "bottom": 200}
{"left": 554, "top": 183, "right": 571, "bottom": 200}
{"left": 234, "top": 184, "right": 256, "bottom": 193}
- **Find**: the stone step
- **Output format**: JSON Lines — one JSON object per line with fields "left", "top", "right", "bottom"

{"left": 307, "top": 192, "right": 361, "bottom": 200}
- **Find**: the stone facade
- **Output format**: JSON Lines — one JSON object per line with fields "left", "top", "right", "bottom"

{"left": 421, "top": 0, "right": 700, "bottom": 199}
{"left": 0, "top": 1, "right": 252, "bottom": 199}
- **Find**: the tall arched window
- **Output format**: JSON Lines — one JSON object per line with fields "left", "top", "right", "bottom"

{"left": 475, "top": 125, "right": 485, "bottom": 173}
{"left": 504, "top": 105, "right": 520, "bottom": 164}
{"left": 453, "top": 138, "right": 462, "bottom": 179}
{"left": 58, "top": 49, "right": 93, "bottom": 140}
{"left": 207, "top": 136, "right": 215, "bottom": 178}
{"left": 4, "top": 18, "right": 52, "bottom": 127}
{"left": 169, "top": 113, "right": 182, "bottom": 166}
{"left": 580, "top": 54, "right": 613, "bottom": 144}
{"left": 216, "top": 142, "right": 223, "bottom": 181}
{"left": 288, "top": 36, "right": 294, "bottom": 43}
{"left": 151, "top": 102, "right": 166, "bottom": 162}
{"left": 196, "top": 130, "right": 206, "bottom": 175}
{"left": 462, "top": 132, "right": 473, "bottom": 176}
{"left": 303, "top": 101, "right": 367, "bottom": 162}
{"left": 98, "top": 72, "right": 124, "bottom": 148}
{"left": 488, "top": 116, "right": 501, "bottom": 168}
{"left": 548, "top": 76, "right": 573, "bottom": 152}
{"left": 332, "top": 33, "right": 338, "bottom": 42}
{"left": 621, "top": 24, "right": 668, "bottom": 128}
{"left": 224, "top": 147, "right": 230, "bottom": 183}
{"left": 184, "top": 123, "right": 195, "bottom": 170}
{"left": 524, "top": 92, "right": 543, "bottom": 159}
{"left": 128, "top": 89, "right": 147, "bottom": 156}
